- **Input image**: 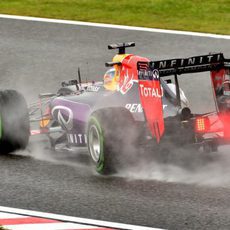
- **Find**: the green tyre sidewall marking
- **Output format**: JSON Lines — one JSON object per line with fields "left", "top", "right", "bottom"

{"left": 89, "top": 116, "right": 105, "bottom": 174}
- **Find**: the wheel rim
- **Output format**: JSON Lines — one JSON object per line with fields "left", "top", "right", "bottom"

{"left": 89, "top": 125, "right": 101, "bottom": 163}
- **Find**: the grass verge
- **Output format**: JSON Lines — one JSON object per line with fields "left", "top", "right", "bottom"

{"left": 0, "top": 0, "right": 229, "bottom": 35}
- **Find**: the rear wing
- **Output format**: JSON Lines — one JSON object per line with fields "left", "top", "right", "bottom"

{"left": 138, "top": 53, "right": 230, "bottom": 77}
{"left": 137, "top": 53, "right": 230, "bottom": 141}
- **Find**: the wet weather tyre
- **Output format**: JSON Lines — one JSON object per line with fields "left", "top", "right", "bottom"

{"left": 0, "top": 90, "right": 30, "bottom": 154}
{"left": 87, "top": 108, "right": 136, "bottom": 175}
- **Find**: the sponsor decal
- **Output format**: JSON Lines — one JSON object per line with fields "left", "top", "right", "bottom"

{"left": 67, "top": 133, "right": 87, "bottom": 144}
{"left": 138, "top": 69, "right": 160, "bottom": 81}
{"left": 125, "top": 103, "right": 167, "bottom": 113}
{"left": 51, "top": 106, "right": 73, "bottom": 131}
{"left": 152, "top": 53, "right": 223, "bottom": 69}
{"left": 139, "top": 84, "right": 163, "bottom": 98}
{"left": 125, "top": 103, "right": 143, "bottom": 113}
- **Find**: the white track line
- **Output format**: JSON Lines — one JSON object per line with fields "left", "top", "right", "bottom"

{"left": 0, "top": 212, "right": 25, "bottom": 219}
{"left": 4, "top": 223, "right": 101, "bottom": 230}
{"left": 0, "top": 14, "right": 229, "bottom": 40}
{"left": 0, "top": 206, "right": 164, "bottom": 230}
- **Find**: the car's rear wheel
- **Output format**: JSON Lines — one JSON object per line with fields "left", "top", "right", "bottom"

{"left": 0, "top": 90, "right": 30, "bottom": 154}
{"left": 87, "top": 108, "right": 137, "bottom": 175}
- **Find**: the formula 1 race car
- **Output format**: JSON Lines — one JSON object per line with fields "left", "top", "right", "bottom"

{"left": 30, "top": 42, "right": 230, "bottom": 174}
{"left": 0, "top": 90, "right": 30, "bottom": 154}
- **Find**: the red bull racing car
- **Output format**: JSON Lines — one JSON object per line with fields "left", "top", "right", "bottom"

{"left": 30, "top": 42, "right": 230, "bottom": 174}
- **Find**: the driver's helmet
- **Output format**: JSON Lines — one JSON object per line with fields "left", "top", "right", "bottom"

{"left": 103, "top": 68, "right": 117, "bottom": 91}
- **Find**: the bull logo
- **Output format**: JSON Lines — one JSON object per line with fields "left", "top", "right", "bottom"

{"left": 119, "top": 69, "right": 134, "bottom": 95}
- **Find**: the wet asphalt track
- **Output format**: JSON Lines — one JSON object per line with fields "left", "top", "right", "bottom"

{"left": 0, "top": 17, "right": 230, "bottom": 229}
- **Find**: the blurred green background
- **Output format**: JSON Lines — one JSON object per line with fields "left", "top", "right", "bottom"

{"left": 0, "top": 0, "right": 229, "bottom": 34}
